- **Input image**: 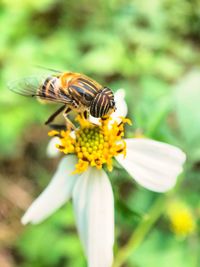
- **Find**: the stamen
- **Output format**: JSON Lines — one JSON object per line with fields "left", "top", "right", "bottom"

{"left": 49, "top": 116, "right": 130, "bottom": 173}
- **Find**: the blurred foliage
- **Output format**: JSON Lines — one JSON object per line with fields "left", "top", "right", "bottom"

{"left": 0, "top": 0, "right": 200, "bottom": 266}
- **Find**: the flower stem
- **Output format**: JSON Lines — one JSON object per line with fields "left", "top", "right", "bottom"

{"left": 112, "top": 196, "right": 166, "bottom": 267}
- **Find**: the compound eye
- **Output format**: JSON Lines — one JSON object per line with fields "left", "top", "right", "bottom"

{"left": 110, "top": 99, "right": 115, "bottom": 108}
{"left": 90, "top": 93, "right": 110, "bottom": 118}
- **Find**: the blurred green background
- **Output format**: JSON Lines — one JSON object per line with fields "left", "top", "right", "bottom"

{"left": 0, "top": 0, "right": 200, "bottom": 266}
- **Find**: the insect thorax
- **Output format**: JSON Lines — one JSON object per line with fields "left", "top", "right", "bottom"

{"left": 67, "top": 77, "right": 100, "bottom": 107}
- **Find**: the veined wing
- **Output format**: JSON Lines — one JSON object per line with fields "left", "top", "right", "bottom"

{"left": 8, "top": 75, "right": 73, "bottom": 104}
{"left": 8, "top": 76, "right": 44, "bottom": 96}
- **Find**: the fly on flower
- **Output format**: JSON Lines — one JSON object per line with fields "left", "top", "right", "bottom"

{"left": 8, "top": 71, "right": 116, "bottom": 129}
{"left": 21, "top": 89, "right": 186, "bottom": 267}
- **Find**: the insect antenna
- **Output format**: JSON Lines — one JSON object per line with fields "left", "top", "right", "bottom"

{"left": 33, "top": 64, "right": 63, "bottom": 73}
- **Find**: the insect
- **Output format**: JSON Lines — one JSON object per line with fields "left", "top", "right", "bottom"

{"left": 9, "top": 71, "right": 116, "bottom": 129}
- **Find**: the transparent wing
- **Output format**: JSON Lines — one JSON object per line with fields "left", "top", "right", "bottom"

{"left": 8, "top": 75, "right": 73, "bottom": 104}
{"left": 8, "top": 76, "right": 45, "bottom": 97}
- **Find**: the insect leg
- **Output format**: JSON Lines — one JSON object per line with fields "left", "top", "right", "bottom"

{"left": 48, "top": 124, "right": 67, "bottom": 131}
{"left": 63, "top": 107, "right": 76, "bottom": 130}
{"left": 83, "top": 110, "right": 89, "bottom": 120}
{"left": 47, "top": 107, "right": 72, "bottom": 131}
{"left": 45, "top": 104, "right": 66, "bottom": 125}
{"left": 79, "top": 110, "right": 89, "bottom": 122}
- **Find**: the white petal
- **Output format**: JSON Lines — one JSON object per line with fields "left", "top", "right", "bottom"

{"left": 22, "top": 155, "right": 80, "bottom": 224}
{"left": 111, "top": 88, "right": 128, "bottom": 120}
{"left": 115, "top": 138, "right": 186, "bottom": 192}
{"left": 46, "top": 136, "right": 60, "bottom": 158}
{"left": 89, "top": 115, "right": 101, "bottom": 125}
{"left": 73, "top": 168, "right": 114, "bottom": 267}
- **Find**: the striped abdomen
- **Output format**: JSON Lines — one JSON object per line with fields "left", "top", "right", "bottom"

{"left": 39, "top": 76, "right": 70, "bottom": 102}
{"left": 39, "top": 76, "right": 60, "bottom": 99}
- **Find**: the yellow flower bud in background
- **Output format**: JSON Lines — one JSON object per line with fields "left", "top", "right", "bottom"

{"left": 166, "top": 200, "right": 196, "bottom": 237}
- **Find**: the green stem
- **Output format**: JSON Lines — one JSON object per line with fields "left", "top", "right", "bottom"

{"left": 112, "top": 196, "right": 166, "bottom": 267}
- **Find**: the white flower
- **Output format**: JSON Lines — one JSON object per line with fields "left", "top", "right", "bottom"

{"left": 22, "top": 89, "right": 186, "bottom": 267}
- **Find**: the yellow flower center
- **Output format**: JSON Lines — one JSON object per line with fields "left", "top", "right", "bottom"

{"left": 48, "top": 115, "right": 131, "bottom": 174}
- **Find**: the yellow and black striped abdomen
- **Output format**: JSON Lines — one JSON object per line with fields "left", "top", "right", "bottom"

{"left": 39, "top": 76, "right": 60, "bottom": 100}
{"left": 38, "top": 76, "right": 71, "bottom": 104}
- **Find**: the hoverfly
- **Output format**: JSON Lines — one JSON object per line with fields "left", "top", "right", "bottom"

{"left": 9, "top": 71, "right": 116, "bottom": 129}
